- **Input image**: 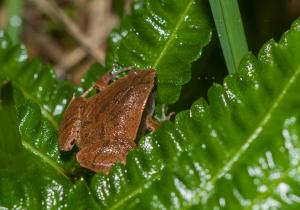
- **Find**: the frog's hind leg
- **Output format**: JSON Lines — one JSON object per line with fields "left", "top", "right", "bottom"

{"left": 145, "top": 115, "right": 160, "bottom": 132}
{"left": 76, "top": 141, "right": 135, "bottom": 174}
{"left": 145, "top": 108, "right": 174, "bottom": 132}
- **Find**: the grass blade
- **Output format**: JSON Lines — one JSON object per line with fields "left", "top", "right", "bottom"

{"left": 209, "top": 0, "right": 248, "bottom": 73}
{"left": 5, "top": 0, "right": 22, "bottom": 44}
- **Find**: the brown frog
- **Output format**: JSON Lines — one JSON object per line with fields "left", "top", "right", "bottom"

{"left": 59, "top": 69, "right": 159, "bottom": 174}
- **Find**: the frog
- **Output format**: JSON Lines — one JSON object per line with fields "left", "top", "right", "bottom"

{"left": 59, "top": 69, "right": 159, "bottom": 174}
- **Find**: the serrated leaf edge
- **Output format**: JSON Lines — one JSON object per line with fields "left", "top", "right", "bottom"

{"left": 108, "top": 173, "right": 160, "bottom": 210}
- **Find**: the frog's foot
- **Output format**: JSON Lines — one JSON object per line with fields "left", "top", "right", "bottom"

{"left": 146, "top": 105, "right": 174, "bottom": 133}
{"left": 146, "top": 115, "right": 160, "bottom": 132}
{"left": 161, "top": 111, "right": 175, "bottom": 121}
{"left": 158, "top": 104, "right": 175, "bottom": 121}
{"left": 76, "top": 141, "right": 135, "bottom": 174}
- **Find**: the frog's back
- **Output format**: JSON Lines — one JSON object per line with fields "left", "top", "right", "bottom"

{"left": 77, "top": 69, "right": 156, "bottom": 148}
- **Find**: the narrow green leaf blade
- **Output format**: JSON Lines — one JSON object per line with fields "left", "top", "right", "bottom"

{"left": 5, "top": 0, "right": 22, "bottom": 44}
{"left": 209, "top": 0, "right": 248, "bottom": 73}
{"left": 0, "top": 83, "right": 23, "bottom": 170}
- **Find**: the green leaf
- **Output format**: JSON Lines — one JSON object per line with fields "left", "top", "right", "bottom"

{"left": 89, "top": 122, "right": 182, "bottom": 209}
{"left": 1, "top": 6, "right": 300, "bottom": 210}
{"left": 81, "top": 63, "right": 107, "bottom": 89}
{"left": 0, "top": 33, "right": 97, "bottom": 209}
{"left": 106, "top": 0, "right": 212, "bottom": 104}
{"left": 0, "top": 83, "right": 22, "bottom": 170}
{"left": 0, "top": 32, "right": 78, "bottom": 169}
{"left": 5, "top": 0, "right": 22, "bottom": 44}
{"left": 0, "top": 148, "right": 97, "bottom": 209}
{"left": 105, "top": 18, "right": 300, "bottom": 209}
{"left": 209, "top": 0, "right": 248, "bottom": 73}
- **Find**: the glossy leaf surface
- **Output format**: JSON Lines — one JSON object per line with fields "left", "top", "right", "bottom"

{"left": 0, "top": 33, "right": 78, "bottom": 169}
{"left": 110, "top": 19, "right": 300, "bottom": 209}
{"left": 1, "top": 7, "right": 300, "bottom": 210}
{"left": 0, "top": 35, "right": 97, "bottom": 209}
{"left": 106, "top": 0, "right": 212, "bottom": 104}
{"left": 82, "top": 18, "right": 300, "bottom": 209}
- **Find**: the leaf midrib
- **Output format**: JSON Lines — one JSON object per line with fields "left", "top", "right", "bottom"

{"left": 20, "top": 87, "right": 59, "bottom": 130}
{"left": 186, "top": 64, "right": 300, "bottom": 208}
{"left": 152, "top": 0, "right": 193, "bottom": 69}
{"left": 22, "top": 141, "right": 69, "bottom": 180}
{"left": 107, "top": 174, "right": 160, "bottom": 210}
{"left": 18, "top": 86, "right": 68, "bottom": 180}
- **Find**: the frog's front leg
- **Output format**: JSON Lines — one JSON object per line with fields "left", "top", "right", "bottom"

{"left": 76, "top": 140, "right": 135, "bottom": 174}
{"left": 80, "top": 70, "right": 117, "bottom": 97}
{"left": 93, "top": 71, "right": 113, "bottom": 91}
{"left": 94, "top": 67, "right": 135, "bottom": 91}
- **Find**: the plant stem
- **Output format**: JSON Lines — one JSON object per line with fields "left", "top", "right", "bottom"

{"left": 0, "top": 84, "right": 23, "bottom": 169}
{"left": 209, "top": 0, "right": 248, "bottom": 74}
{"left": 5, "top": 0, "right": 22, "bottom": 44}
{"left": 30, "top": 0, "right": 105, "bottom": 65}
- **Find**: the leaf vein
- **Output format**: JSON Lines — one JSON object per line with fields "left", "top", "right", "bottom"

{"left": 108, "top": 174, "right": 160, "bottom": 210}
{"left": 185, "top": 64, "right": 300, "bottom": 208}
{"left": 153, "top": 0, "right": 193, "bottom": 69}
{"left": 22, "top": 141, "right": 69, "bottom": 180}
{"left": 20, "top": 87, "right": 59, "bottom": 130}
